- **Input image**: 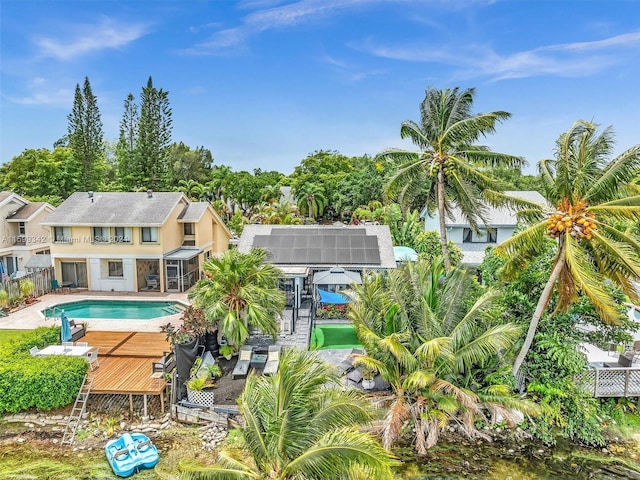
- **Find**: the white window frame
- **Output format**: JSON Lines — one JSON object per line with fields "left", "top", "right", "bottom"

{"left": 54, "top": 226, "right": 71, "bottom": 243}
{"left": 93, "top": 226, "right": 110, "bottom": 243}
{"left": 112, "top": 227, "right": 132, "bottom": 244}
{"left": 108, "top": 260, "right": 124, "bottom": 278}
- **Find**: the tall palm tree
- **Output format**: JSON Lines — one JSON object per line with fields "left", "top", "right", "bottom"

{"left": 293, "top": 182, "right": 327, "bottom": 221}
{"left": 381, "top": 87, "right": 523, "bottom": 270}
{"left": 179, "top": 349, "right": 397, "bottom": 480}
{"left": 189, "top": 249, "right": 286, "bottom": 347}
{"left": 348, "top": 260, "right": 537, "bottom": 454}
{"left": 496, "top": 120, "right": 640, "bottom": 376}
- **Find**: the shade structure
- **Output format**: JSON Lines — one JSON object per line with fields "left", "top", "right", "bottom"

{"left": 312, "top": 267, "right": 362, "bottom": 285}
{"left": 317, "top": 288, "right": 350, "bottom": 305}
{"left": 394, "top": 246, "right": 418, "bottom": 262}
{"left": 60, "top": 311, "right": 72, "bottom": 343}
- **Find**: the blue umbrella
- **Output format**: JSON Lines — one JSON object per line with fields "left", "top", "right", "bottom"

{"left": 60, "top": 311, "right": 72, "bottom": 343}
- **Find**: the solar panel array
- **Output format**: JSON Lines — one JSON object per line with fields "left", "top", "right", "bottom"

{"left": 253, "top": 228, "right": 381, "bottom": 265}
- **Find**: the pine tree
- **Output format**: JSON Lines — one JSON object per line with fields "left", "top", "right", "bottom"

{"left": 116, "top": 93, "right": 140, "bottom": 190}
{"left": 137, "top": 76, "right": 172, "bottom": 190}
{"left": 67, "top": 77, "right": 105, "bottom": 191}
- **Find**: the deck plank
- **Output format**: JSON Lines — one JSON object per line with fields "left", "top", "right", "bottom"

{"left": 81, "top": 331, "right": 135, "bottom": 356}
{"left": 110, "top": 332, "right": 171, "bottom": 357}
{"left": 89, "top": 356, "right": 166, "bottom": 395}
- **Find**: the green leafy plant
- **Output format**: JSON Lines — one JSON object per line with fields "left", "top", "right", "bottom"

{"left": 19, "top": 279, "right": 34, "bottom": 298}
{"left": 0, "top": 289, "right": 8, "bottom": 309}
{"left": 219, "top": 344, "right": 236, "bottom": 358}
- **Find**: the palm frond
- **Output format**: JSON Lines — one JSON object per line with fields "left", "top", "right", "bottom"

{"left": 586, "top": 145, "right": 640, "bottom": 203}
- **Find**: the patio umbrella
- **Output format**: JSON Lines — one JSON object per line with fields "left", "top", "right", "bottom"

{"left": 0, "top": 260, "right": 5, "bottom": 280}
{"left": 393, "top": 246, "right": 418, "bottom": 262}
{"left": 60, "top": 311, "right": 72, "bottom": 343}
{"left": 312, "top": 267, "right": 362, "bottom": 285}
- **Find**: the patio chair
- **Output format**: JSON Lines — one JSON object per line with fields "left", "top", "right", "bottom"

{"left": 62, "top": 341, "right": 74, "bottom": 347}
{"left": 263, "top": 345, "right": 281, "bottom": 375}
{"left": 146, "top": 274, "right": 159, "bottom": 289}
{"left": 232, "top": 345, "right": 253, "bottom": 380}
{"left": 338, "top": 348, "right": 364, "bottom": 375}
{"left": 29, "top": 346, "right": 40, "bottom": 356}
{"left": 76, "top": 341, "right": 88, "bottom": 347}
{"left": 87, "top": 350, "right": 100, "bottom": 371}
{"left": 50, "top": 279, "right": 60, "bottom": 293}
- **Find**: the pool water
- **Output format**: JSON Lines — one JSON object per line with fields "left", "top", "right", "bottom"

{"left": 43, "top": 299, "right": 184, "bottom": 320}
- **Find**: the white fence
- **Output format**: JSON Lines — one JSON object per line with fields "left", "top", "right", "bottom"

{"left": 0, "top": 267, "right": 54, "bottom": 306}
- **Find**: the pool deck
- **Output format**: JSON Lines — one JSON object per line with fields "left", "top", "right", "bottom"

{"left": 0, "top": 290, "right": 189, "bottom": 332}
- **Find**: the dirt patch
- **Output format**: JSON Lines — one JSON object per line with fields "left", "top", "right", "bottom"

{"left": 207, "top": 356, "right": 246, "bottom": 405}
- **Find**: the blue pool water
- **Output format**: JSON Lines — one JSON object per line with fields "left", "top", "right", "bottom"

{"left": 43, "top": 299, "right": 184, "bottom": 320}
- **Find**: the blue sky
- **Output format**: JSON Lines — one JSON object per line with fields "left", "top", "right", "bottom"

{"left": 2, "top": 0, "right": 639, "bottom": 176}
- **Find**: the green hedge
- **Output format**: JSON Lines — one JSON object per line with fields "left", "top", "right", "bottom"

{"left": 0, "top": 326, "right": 88, "bottom": 413}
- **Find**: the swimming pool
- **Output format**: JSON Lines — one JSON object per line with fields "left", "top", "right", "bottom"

{"left": 310, "top": 324, "right": 362, "bottom": 350}
{"left": 43, "top": 299, "right": 185, "bottom": 320}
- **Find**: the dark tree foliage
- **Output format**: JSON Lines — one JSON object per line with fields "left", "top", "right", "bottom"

{"left": 116, "top": 93, "right": 140, "bottom": 190}
{"left": 67, "top": 77, "right": 105, "bottom": 191}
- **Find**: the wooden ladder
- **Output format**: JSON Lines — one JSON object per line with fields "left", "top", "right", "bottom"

{"left": 61, "top": 375, "right": 93, "bottom": 446}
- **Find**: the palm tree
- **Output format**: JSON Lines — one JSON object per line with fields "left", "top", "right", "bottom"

{"left": 179, "top": 349, "right": 397, "bottom": 480}
{"left": 177, "top": 179, "right": 203, "bottom": 200}
{"left": 348, "top": 259, "right": 537, "bottom": 454}
{"left": 293, "top": 182, "right": 327, "bottom": 221}
{"left": 381, "top": 87, "right": 523, "bottom": 271}
{"left": 496, "top": 120, "right": 640, "bottom": 376}
{"left": 189, "top": 249, "right": 286, "bottom": 347}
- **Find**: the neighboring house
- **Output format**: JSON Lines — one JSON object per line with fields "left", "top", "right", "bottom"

{"left": 238, "top": 224, "right": 396, "bottom": 307}
{"left": 42, "top": 191, "right": 231, "bottom": 293}
{"left": 420, "top": 191, "right": 547, "bottom": 267}
{"left": 0, "top": 192, "right": 55, "bottom": 279}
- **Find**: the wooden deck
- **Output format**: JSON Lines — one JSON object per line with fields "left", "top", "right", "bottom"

{"left": 80, "top": 331, "right": 170, "bottom": 414}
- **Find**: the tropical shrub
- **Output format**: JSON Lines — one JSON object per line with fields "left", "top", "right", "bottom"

{"left": 414, "top": 230, "right": 462, "bottom": 267}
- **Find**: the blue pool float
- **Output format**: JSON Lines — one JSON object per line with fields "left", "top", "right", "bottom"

{"left": 105, "top": 432, "right": 159, "bottom": 477}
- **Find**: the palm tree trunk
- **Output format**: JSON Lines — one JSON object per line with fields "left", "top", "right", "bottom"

{"left": 437, "top": 168, "right": 452, "bottom": 271}
{"left": 511, "top": 245, "right": 566, "bottom": 377}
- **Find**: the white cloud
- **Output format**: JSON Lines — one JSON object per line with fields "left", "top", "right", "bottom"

{"left": 355, "top": 30, "right": 640, "bottom": 80}
{"left": 34, "top": 17, "right": 150, "bottom": 61}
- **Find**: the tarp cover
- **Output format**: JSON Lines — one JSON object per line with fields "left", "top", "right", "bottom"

{"left": 317, "top": 288, "right": 350, "bottom": 305}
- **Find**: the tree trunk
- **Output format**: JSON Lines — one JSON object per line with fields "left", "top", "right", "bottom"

{"left": 437, "top": 168, "right": 452, "bottom": 271}
{"left": 511, "top": 245, "right": 566, "bottom": 377}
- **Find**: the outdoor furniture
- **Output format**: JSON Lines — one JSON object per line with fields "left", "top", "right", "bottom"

{"left": 62, "top": 342, "right": 74, "bottom": 347}
{"left": 604, "top": 351, "right": 635, "bottom": 368}
{"left": 87, "top": 350, "right": 100, "bottom": 370}
{"left": 29, "top": 346, "right": 39, "bottom": 356}
{"left": 69, "top": 319, "right": 86, "bottom": 342}
{"left": 146, "top": 275, "right": 159, "bottom": 289}
{"left": 338, "top": 348, "right": 364, "bottom": 375}
{"left": 50, "top": 279, "right": 60, "bottom": 293}
{"left": 263, "top": 345, "right": 281, "bottom": 375}
{"left": 250, "top": 352, "right": 268, "bottom": 370}
{"left": 61, "top": 281, "right": 74, "bottom": 293}
{"left": 152, "top": 351, "right": 176, "bottom": 374}
{"left": 76, "top": 341, "right": 88, "bottom": 347}
{"left": 232, "top": 346, "right": 254, "bottom": 380}
{"left": 35, "top": 345, "right": 93, "bottom": 357}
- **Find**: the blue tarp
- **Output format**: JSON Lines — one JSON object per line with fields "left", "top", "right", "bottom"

{"left": 60, "top": 311, "right": 72, "bottom": 343}
{"left": 317, "top": 288, "right": 351, "bottom": 305}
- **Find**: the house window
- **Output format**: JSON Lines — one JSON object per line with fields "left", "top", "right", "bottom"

{"left": 141, "top": 227, "right": 159, "bottom": 243}
{"left": 18, "top": 222, "right": 26, "bottom": 235}
{"left": 183, "top": 223, "right": 195, "bottom": 235}
{"left": 113, "top": 227, "right": 132, "bottom": 243}
{"left": 463, "top": 228, "right": 497, "bottom": 243}
{"left": 54, "top": 226, "right": 71, "bottom": 243}
{"left": 93, "top": 227, "right": 110, "bottom": 243}
{"left": 108, "top": 261, "right": 124, "bottom": 277}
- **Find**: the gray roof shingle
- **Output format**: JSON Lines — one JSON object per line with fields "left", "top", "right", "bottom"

{"left": 42, "top": 192, "right": 186, "bottom": 227}
{"left": 177, "top": 202, "right": 208, "bottom": 222}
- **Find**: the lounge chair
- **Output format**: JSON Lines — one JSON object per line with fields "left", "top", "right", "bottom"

{"left": 338, "top": 348, "right": 364, "bottom": 375}
{"left": 232, "top": 345, "right": 253, "bottom": 380}
{"left": 263, "top": 345, "right": 281, "bottom": 375}
{"left": 50, "top": 279, "right": 60, "bottom": 293}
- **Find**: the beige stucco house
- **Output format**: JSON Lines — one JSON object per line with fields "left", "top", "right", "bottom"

{"left": 0, "top": 191, "right": 55, "bottom": 278}
{"left": 42, "top": 191, "right": 231, "bottom": 292}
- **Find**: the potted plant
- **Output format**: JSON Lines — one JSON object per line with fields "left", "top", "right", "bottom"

{"left": 186, "top": 363, "right": 221, "bottom": 406}
{"left": 361, "top": 366, "right": 377, "bottom": 390}
{"left": 219, "top": 344, "right": 236, "bottom": 361}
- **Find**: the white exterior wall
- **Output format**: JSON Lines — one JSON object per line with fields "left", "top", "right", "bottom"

{"left": 496, "top": 226, "right": 515, "bottom": 244}
{"left": 88, "top": 257, "right": 135, "bottom": 292}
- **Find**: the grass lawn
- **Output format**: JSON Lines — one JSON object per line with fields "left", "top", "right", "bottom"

{"left": 0, "top": 329, "right": 29, "bottom": 346}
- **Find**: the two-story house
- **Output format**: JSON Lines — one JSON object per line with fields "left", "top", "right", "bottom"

{"left": 42, "top": 191, "right": 231, "bottom": 292}
{"left": 420, "top": 190, "right": 547, "bottom": 267}
{"left": 0, "top": 192, "right": 55, "bottom": 278}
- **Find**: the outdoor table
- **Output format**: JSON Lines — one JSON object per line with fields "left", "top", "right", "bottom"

{"left": 250, "top": 353, "right": 268, "bottom": 370}
{"left": 35, "top": 345, "right": 93, "bottom": 357}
